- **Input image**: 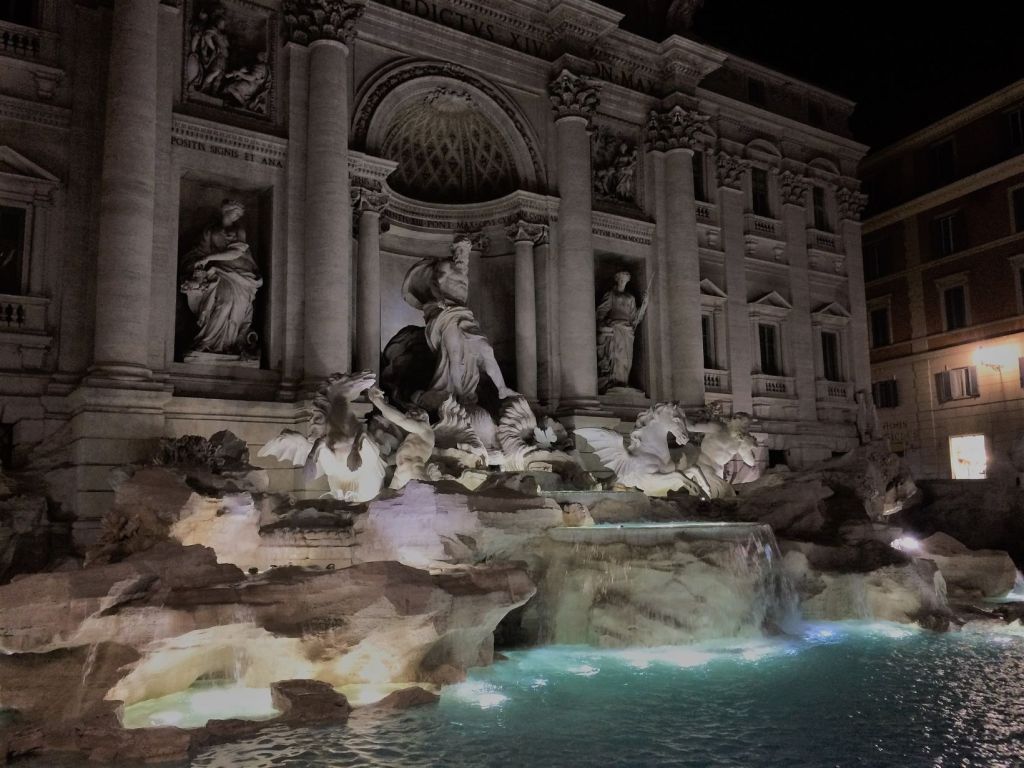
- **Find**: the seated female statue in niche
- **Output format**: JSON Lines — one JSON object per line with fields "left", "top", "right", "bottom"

{"left": 597, "top": 269, "right": 649, "bottom": 393}
{"left": 401, "top": 235, "right": 516, "bottom": 409}
{"left": 180, "top": 199, "right": 263, "bottom": 359}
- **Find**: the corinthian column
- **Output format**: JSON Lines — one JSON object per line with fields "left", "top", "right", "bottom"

{"left": 351, "top": 183, "right": 388, "bottom": 374}
{"left": 838, "top": 186, "right": 870, "bottom": 395}
{"left": 548, "top": 69, "right": 600, "bottom": 409}
{"left": 716, "top": 151, "right": 753, "bottom": 412}
{"left": 779, "top": 172, "right": 816, "bottom": 420}
{"left": 286, "top": 0, "right": 365, "bottom": 382}
{"left": 506, "top": 220, "right": 548, "bottom": 402}
{"left": 647, "top": 106, "right": 709, "bottom": 406}
{"left": 92, "top": 0, "right": 160, "bottom": 379}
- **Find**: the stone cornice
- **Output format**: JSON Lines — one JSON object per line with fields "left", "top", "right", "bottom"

{"left": 545, "top": 0, "right": 622, "bottom": 58}
{"left": 283, "top": 0, "right": 366, "bottom": 45}
{"left": 645, "top": 105, "right": 712, "bottom": 152}
{"left": 386, "top": 188, "right": 557, "bottom": 233}
{"left": 0, "top": 93, "right": 69, "bottom": 130}
{"left": 862, "top": 153, "right": 1024, "bottom": 234}
{"left": 657, "top": 35, "right": 726, "bottom": 95}
{"left": 548, "top": 68, "right": 600, "bottom": 123}
{"left": 592, "top": 210, "right": 655, "bottom": 246}
{"left": 348, "top": 150, "right": 398, "bottom": 192}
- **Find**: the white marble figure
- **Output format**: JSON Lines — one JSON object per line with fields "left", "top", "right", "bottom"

{"left": 258, "top": 371, "right": 386, "bottom": 502}
{"left": 367, "top": 386, "right": 435, "bottom": 489}
{"left": 402, "top": 235, "right": 516, "bottom": 408}
{"left": 681, "top": 411, "right": 759, "bottom": 498}
{"left": 596, "top": 270, "right": 648, "bottom": 393}
{"left": 576, "top": 403, "right": 697, "bottom": 497}
{"left": 497, "top": 395, "right": 574, "bottom": 471}
{"left": 180, "top": 200, "right": 263, "bottom": 358}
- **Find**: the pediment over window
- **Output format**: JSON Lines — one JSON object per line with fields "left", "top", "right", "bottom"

{"left": 700, "top": 278, "right": 727, "bottom": 307}
{"left": 812, "top": 301, "right": 851, "bottom": 327}
{"left": 0, "top": 146, "right": 59, "bottom": 200}
{"left": 748, "top": 290, "right": 792, "bottom": 318}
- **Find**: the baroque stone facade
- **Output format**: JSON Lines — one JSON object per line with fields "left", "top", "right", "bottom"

{"left": 0, "top": 0, "right": 868, "bottom": 545}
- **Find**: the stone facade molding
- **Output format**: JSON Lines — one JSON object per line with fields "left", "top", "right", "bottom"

{"left": 385, "top": 188, "right": 556, "bottom": 234}
{"left": 548, "top": 68, "right": 600, "bottom": 124}
{"left": 0, "top": 93, "right": 69, "bottom": 130}
{"left": 715, "top": 151, "right": 749, "bottom": 191}
{"left": 282, "top": 0, "right": 366, "bottom": 45}
{"left": 171, "top": 115, "right": 287, "bottom": 169}
{"left": 592, "top": 210, "right": 655, "bottom": 246}
{"left": 644, "top": 106, "right": 713, "bottom": 152}
{"left": 779, "top": 171, "right": 810, "bottom": 207}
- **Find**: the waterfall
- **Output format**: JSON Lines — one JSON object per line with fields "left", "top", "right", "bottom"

{"left": 536, "top": 522, "right": 803, "bottom": 647}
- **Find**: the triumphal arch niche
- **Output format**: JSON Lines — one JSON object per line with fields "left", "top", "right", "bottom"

{"left": 350, "top": 60, "right": 564, "bottom": 414}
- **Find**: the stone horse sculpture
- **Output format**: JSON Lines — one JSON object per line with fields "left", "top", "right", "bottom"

{"left": 576, "top": 403, "right": 700, "bottom": 497}
{"left": 258, "top": 371, "right": 386, "bottom": 502}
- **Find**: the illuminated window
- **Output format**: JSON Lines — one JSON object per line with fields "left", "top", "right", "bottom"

{"left": 949, "top": 434, "right": 987, "bottom": 479}
{"left": 935, "top": 366, "right": 979, "bottom": 403}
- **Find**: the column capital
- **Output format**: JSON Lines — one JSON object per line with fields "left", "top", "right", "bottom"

{"left": 548, "top": 68, "right": 600, "bottom": 124}
{"left": 837, "top": 185, "right": 868, "bottom": 222}
{"left": 715, "top": 151, "right": 749, "bottom": 191}
{"left": 455, "top": 231, "right": 490, "bottom": 256}
{"left": 779, "top": 170, "right": 810, "bottom": 207}
{"left": 507, "top": 219, "right": 549, "bottom": 246}
{"left": 351, "top": 184, "right": 388, "bottom": 215}
{"left": 645, "top": 105, "right": 712, "bottom": 152}
{"left": 282, "top": 0, "right": 365, "bottom": 46}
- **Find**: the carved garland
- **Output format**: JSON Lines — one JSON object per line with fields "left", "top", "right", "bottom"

{"left": 352, "top": 60, "right": 545, "bottom": 186}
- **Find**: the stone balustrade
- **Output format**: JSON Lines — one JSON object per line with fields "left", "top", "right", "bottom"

{"left": 743, "top": 212, "right": 783, "bottom": 241}
{"left": 816, "top": 379, "right": 853, "bottom": 401}
{"left": 703, "top": 368, "right": 730, "bottom": 393}
{"left": 0, "top": 19, "right": 58, "bottom": 62}
{"left": 752, "top": 373, "right": 796, "bottom": 398}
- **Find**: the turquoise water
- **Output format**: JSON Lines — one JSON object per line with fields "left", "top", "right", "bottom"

{"left": 187, "top": 623, "right": 1024, "bottom": 768}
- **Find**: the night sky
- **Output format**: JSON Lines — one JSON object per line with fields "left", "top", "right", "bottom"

{"left": 600, "top": 0, "right": 1024, "bottom": 152}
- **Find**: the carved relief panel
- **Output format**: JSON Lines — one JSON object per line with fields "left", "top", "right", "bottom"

{"left": 591, "top": 125, "right": 641, "bottom": 210}
{"left": 183, "top": 0, "right": 277, "bottom": 121}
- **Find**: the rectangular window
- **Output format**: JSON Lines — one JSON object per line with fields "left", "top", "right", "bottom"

{"left": 870, "top": 306, "right": 891, "bottom": 348}
{"left": 693, "top": 151, "right": 706, "bottom": 203}
{"left": 758, "top": 323, "right": 781, "bottom": 376}
{"left": 932, "top": 212, "right": 963, "bottom": 257}
{"left": 1008, "top": 109, "right": 1024, "bottom": 154}
{"left": 872, "top": 379, "right": 899, "bottom": 409}
{"left": 701, "top": 314, "right": 715, "bottom": 369}
{"left": 821, "top": 331, "right": 841, "bottom": 381}
{"left": 928, "top": 139, "right": 955, "bottom": 187}
{"left": 0, "top": 205, "right": 26, "bottom": 296}
{"left": 812, "top": 186, "right": 829, "bottom": 231}
{"left": 751, "top": 168, "right": 771, "bottom": 217}
{"left": 748, "top": 78, "right": 766, "bottom": 106}
{"left": 935, "top": 366, "right": 979, "bottom": 403}
{"left": 950, "top": 434, "right": 987, "bottom": 479}
{"left": 943, "top": 284, "right": 968, "bottom": 330}
{"left": 1012, "top": 187, "right": 1024, "bottom": 233}
{"left": 863, "top": 237, "right": 890, "bottom": 281}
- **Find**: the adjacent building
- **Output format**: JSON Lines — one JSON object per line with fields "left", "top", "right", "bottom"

{"left": 861, "top": 80, "right": 1024, "bottom": 480}
{"left": 0, "top": 0, "right": 869, "bottom": 545}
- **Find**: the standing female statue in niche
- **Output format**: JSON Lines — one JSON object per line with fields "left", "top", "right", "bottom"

{"left": 596, "top": 269, "right": 649, "bottom": 393}
{"left": 180, "top": 199, "right": 263, "bottom": 358}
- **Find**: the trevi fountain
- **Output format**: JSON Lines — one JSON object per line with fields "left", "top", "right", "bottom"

{"left": 2, "top": 233, "right": 1023, "bottom": 767}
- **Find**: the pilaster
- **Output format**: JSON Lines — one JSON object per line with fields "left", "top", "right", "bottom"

{"left": 506, "top": 220, "right": 548, "bottom": 403}
{"left": 779, "top": 171, "right": 817, "bottom": 421}
{"left": 838, "top": 185, "right": 871, "bottom": 396}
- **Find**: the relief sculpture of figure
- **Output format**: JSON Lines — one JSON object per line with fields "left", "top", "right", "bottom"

{"left": 596, "top": 270, "right": 648, "bottom": 393}
{"left": 402, "top": 235, "right": 516, "bottom": 409}
{"left": 681, "top": 411, "right": 759, "bottom": 498}
{"left": 180, "top": 199, "right": 263, "bottom": 358}
{"left": 367, "top": 386, "right": 435, "bottom": 489}
{"left": 222, "top": 52, "right": 272, "bottom": 114}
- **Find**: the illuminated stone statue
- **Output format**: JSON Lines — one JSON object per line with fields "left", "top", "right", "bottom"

{"left": 596, "top": 269, "right": 648, "bottom": 393}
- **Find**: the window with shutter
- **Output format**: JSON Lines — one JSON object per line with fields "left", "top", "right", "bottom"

{"left": 935, "top": 367, "right": 979, "bottom": 403}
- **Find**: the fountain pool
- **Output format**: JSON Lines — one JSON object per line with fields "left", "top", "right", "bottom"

{"left": 24, "top": 622, "right": 1019, "bottom": 768}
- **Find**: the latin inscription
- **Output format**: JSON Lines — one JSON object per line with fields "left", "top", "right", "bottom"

{"left": 172, "top": 135, "right": 284, "bottom": 168}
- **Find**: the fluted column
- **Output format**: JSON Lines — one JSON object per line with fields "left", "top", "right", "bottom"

{"left": 92, "top": 0, "right": 159, "bottom": 379}
{"left": 780, "top": 171, "right": 817, "bottom": 421}
{"left": 838, "top": 186, "right": 871, "bottom": 395}
{"left": 352, "top": 184, "right": 388, "bottom": 374}
{"left": 647, "top": 106, "right": 710, "bottom": 406}
{"left": 717, "top": 152, "right": 753, "bottom": 413}
{"left": 548, "top": 69, "right": 600, "bottom": 409}
{"left": 507, "top": 220, "right": 547, "bottom": 402}
{"left": 286, "top": 0, "right": 365, "bottom": 382}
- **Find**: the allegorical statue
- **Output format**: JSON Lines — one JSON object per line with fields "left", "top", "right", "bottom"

{"left": 680, "top": 410, "right": 759, "bottom": 498}
{"left": 367, "top": 386, "right": 435, "bottom": 489}
{"left": 401, "top": 235, "right": 516, "bottom": 409}
{"left": 180, "top": 199, "right": 263, "bottom": 358}
{"left": 596, "top": 270, "right": 649, "bottom": 393}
